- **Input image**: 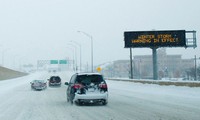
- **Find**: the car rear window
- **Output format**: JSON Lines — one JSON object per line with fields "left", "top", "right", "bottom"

{"left": 50, "top": 76, "right": 61, "bottom": 82}
{"left": 34, "top": 80, "right": 44, "bottom": 83}
{"left": 77, "top": 75, "right": 104, "bottom": 84}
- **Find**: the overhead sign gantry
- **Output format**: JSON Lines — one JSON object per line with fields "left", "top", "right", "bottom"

{"left": 124, "top": 30, "right": 197, "bottom": 80}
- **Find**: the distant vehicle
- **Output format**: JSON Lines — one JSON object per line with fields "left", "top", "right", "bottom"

{"left": 65, "top": 73, "right": 108, "bottom": 105}
{"left": 48, "top": 76, "right": 61, "bottom": 86}
{"left": 30, "top": 80, "right": 47, "bottom": 90}
{"left": 48, "top": 69, "right": 57, "bottom": 73}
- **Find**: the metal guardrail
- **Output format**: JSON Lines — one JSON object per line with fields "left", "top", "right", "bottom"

{"left": 106, "top": 78, "right": 200, "bottom": 87}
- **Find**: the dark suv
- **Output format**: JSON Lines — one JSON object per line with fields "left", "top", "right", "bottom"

{"left": 65, "top": 73, "right": 108, "bottom": 105}
{"left": 48, "top": 76, "right": 61, "bottom": 86}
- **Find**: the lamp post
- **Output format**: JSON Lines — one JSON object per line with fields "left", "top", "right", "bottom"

{"left": 2, "top": 48, "right": 10, "bottom": 67}
{"left": 70, "top": 41, "right": 82, "bottom": 72}
{"left": 77, "top": 31, "right": 93, "bottom": 72}
{"left": 67, "top": 44, "right": 78, "bottom": 72}
{"left": 66, "top": 47, "right": 76, "bottom": 71}
{"left": 19, "top": 55, "right": 27, "bottom": 72}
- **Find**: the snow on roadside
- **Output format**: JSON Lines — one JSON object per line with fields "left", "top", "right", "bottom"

{"left": 106, "top": 80, "right": 200, "bottom": 110}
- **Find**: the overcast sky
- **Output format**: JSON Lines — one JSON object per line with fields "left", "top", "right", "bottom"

{"left": 0, "top": 0, "right": 200, "bottom": 69}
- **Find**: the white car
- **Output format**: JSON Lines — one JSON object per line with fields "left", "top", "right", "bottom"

{"left": 65, "top": 73, "right": 108, "bottom": 105}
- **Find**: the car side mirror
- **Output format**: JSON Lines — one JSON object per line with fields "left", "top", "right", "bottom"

{"left": 64, "top": 82, "right": 69, "bottom": 85}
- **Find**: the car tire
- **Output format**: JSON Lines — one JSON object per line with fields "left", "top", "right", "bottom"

{"left": 102, "top": 100, "right": 107, "bottom": 105}
{"left": 71, "top": 99, "right": 73, "bottom": 104}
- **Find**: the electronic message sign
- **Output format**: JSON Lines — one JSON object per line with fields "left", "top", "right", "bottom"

{"left": 124, "top": 30, "right": 186, "bottom": 48}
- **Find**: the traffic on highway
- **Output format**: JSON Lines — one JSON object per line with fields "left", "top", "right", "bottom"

{"left": 1, "top": 1, "right": 200, "bottom": 120}
{"left": 0, "top": 71, "right": 200, "bottom": 120}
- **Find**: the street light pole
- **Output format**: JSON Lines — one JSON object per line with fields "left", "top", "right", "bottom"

{"left": 2, "top": 48, "right": 10, "bottom": 67}
{"left": 66, "top": 46, "right": 77, "bottom": 72}
{"left": 68, "top": 44, "right": 78, "bottom": 71}
{"left": 70, "top": 41, "right": 82, "bottom": 72}
{"left": 77, "top": 31, "right": 93, "bottom": 72}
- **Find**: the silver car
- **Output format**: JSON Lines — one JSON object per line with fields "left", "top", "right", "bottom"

{"left": 30, "top": 80, "right": 47, "bottom": 90}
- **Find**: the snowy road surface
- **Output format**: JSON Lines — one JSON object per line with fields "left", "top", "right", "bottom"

{"left": 0, "top": 71, "right": 200, "bottom": 120}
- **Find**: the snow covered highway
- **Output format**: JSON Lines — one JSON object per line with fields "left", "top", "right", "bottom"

{"left": 0, "top": 71, "right": 200, "bottom": 120}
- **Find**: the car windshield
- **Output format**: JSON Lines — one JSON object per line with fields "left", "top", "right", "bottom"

{"left": 33, "top": 80, "right": 44, "bottom": 83}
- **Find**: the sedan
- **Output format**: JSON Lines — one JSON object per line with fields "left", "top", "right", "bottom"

{"left": 30, "top": 80, "right": 47, "bottom": 90}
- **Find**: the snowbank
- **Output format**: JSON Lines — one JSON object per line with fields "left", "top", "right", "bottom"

{"left": 106, "top": 78, "right": 200, "bottom": 87}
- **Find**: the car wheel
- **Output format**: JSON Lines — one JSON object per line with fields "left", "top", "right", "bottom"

{"left": 70, "top": 96, "right": 73, "bottom": 104}
{"left": 70, "top": 99, "right": 73, "bottom": 104}
{"left": 102, "top": 100, "right": 107, "bottom": 105}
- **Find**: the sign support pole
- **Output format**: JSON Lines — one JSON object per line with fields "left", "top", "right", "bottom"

{"left": 130, "top": 48, "right": 133, "bottom": 79}
{"left": 152, "top": 47, "right": 158, "bottom": 80}
{"left": 195, "top": 55, "right": 197, "bottom": 81}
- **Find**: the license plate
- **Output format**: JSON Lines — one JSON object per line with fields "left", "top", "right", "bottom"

{"left": 88, "top": 88, "right": 95, "bottom": 92}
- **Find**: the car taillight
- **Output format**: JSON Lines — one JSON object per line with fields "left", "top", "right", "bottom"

{"left": 99, "top": 83, "right": 107, "bottom": 89}
{"left": 73, "top": 84, "right": 83, "bottom": 89}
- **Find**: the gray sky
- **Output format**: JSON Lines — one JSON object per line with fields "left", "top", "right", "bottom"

{"left": 0, "top": 0, "right": 200, "bottom": 69}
